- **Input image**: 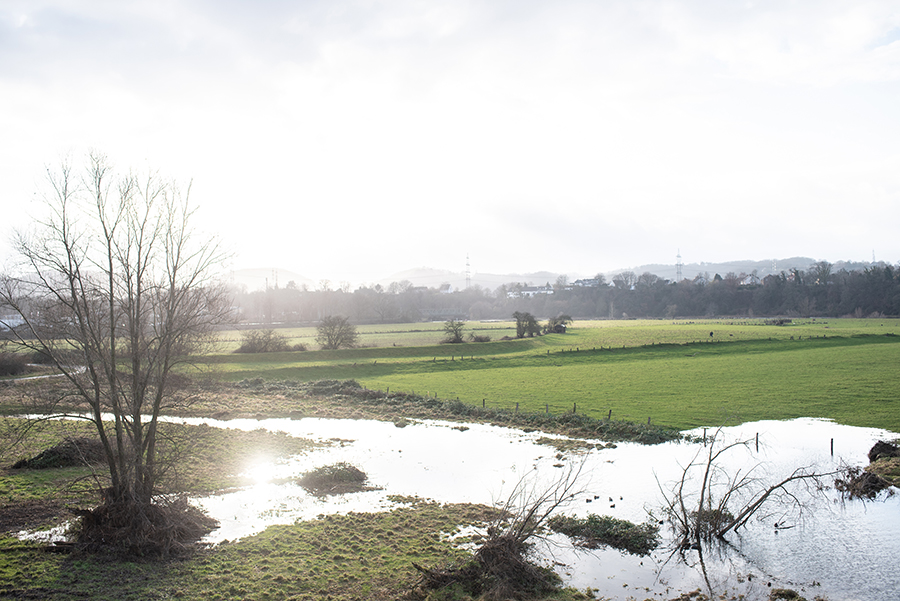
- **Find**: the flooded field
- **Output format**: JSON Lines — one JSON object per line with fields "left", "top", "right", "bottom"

{"left": 166, "top": 415, "right": 899, "bottom": 601}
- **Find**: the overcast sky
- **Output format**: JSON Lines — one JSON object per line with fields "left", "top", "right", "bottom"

{"left": 2, "top": 0, "right": 899, "bottom": 286}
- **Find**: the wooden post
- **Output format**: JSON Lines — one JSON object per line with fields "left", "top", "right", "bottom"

{"left": 647, "top": 417, "right": 651, "bottom": 425}
{"left": 608, "top": 409, "right": 612, "bottom": 420}
{"left": 545, "top": 403, "right": 549, "bottom": 414}
{"left": 482, "top": 399, "right": 485, "bottom": 408}
{"left": 515, "top": 402, "right": 519, "bottom": 413}
{"left": 573, "top": 403, "right": 577, "bottom": 414}
{"left": 703, "top": 427, "right": 707, "bottom": 445}
{"left": 756, "top": 433, "right": 759, "bottom": 452}
{"left": 831, "top": 438, "right": 834, "bottom": 456}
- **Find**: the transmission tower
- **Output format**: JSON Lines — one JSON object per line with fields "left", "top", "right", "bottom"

{"left": 465, "top": 254, "right": 471, "bottom": 290}
{"left": 675, "top": 249, "right": 683, "bottom": 282}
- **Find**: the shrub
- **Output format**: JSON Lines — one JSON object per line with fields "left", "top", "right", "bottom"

{"left": 298, "top": 462, "right": 370, "bottom": 495}
{"left": 12, "top": 437, "right": 107, "bottom": 469}
{"left": 469, "top": 334, "right": 491, "bottom": 343}
{"left": 235, "top": 329, "right": 290, "bottom": 353}
{"left": 0, "top": 352, "right": 27, "bottom": 376}
{"left": 548, "top": 514, "right": 660, "bottom": 556}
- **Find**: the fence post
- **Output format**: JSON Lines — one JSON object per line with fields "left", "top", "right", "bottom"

{"left": 515, "top": 402, "right": 519, "bottom": 413}
{"left": 573, "top": 402, "right": 577, "bottom": 414}
{"left": 607, "top": 409, "right": 612, "bottom": 420}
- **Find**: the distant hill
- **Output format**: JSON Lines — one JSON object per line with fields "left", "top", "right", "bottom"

{"left": 230, "top": 258, "right": 881, "bottom": 292}
{"left": 618, "top": 257, "right": 815, "bottom": 282}
{"left": 376, "top": 268, "right": 565, "bottom": 292}
{"left": 619, "top": 257, "right": 879, "bottom": 282}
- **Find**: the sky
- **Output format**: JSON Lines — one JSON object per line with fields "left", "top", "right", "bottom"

{"left": 2, "top": 0, "right": 900, "bottom": 287}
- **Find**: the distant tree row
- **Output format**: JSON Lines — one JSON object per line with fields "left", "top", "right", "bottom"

{"left": 228, "top": 261, "right": 900, "bottom": 324}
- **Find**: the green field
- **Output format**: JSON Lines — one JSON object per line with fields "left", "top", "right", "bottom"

{"left": 209, "top": 319, "right": 900, "bottom": 432}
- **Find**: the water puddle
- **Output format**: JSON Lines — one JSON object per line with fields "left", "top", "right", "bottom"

{"left": 174, "top": 416, "right": 568, "bottom": 541}
{"left": 21, "top": 413, "right": 899, "bottom": 600}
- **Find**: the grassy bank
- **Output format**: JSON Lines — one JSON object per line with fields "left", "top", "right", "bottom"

{"left": 0, "top": 500, "right": 584, "bottom": 601}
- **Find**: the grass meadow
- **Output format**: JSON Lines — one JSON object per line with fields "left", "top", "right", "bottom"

{"left": 209, "top": 318, "right": 900, "bottom": 432}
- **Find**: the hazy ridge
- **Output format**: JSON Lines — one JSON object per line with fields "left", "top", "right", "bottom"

{"left": 230, "top": 257, "right": 881, "bottom": 292}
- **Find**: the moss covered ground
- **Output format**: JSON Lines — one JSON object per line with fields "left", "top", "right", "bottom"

{"left": 0, "top": 501, "right": 551, "bottom": 601}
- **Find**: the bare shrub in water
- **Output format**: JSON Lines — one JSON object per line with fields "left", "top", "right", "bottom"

{"left": 659, "top": 429, "right": 836, "bottom": 550}
{"left": 412, "top": 463, "right": 585, "bottom": 600}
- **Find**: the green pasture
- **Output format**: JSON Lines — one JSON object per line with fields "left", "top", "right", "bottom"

{"left": 217, "top": 317, "right": 893, "bottom": 353}
{"left": 207, "top": 319, "right": 900, "bottom": 433}
{"left": 216, "top": 322, "right": 516, "bottom": 353}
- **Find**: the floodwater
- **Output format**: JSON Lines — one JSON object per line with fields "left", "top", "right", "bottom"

{"left": 164, "top": 415, "right": 899, "bottom": 601}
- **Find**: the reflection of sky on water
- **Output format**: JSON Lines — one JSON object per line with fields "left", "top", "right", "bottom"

{"left": 172, "top": 415, "right": 899, "bottom": 601}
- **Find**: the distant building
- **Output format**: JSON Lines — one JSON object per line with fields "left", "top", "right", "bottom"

{"left": 572, "top": 278, "right": 602, "bottom": 288}
{"left": 506, "top": 284, "right": 554, "bottom": 299}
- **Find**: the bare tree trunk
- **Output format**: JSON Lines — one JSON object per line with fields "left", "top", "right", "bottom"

{"left": 0, "top": 152, "right": 231, "bottom": 550}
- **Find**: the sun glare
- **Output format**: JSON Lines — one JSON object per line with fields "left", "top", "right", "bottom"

{"left": 243, "top": 455, "right": 280, "bottom": 485}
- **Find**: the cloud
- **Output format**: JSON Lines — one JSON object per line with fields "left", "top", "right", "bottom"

{"left": 1, "top": 0, "right": 899, "bottom": 283}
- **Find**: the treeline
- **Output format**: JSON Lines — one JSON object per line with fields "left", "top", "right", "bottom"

{"left": 230, "top": 262, "right": 900, "bottom": 324}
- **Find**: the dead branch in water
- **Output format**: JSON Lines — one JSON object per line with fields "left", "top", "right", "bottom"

{"left": 411, "top": 462, "right": 586, "bottom": 600}
{"left": 660, "top": 429, "right": 836, "bottom": 549}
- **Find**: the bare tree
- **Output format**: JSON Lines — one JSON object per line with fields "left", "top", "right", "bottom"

{"left": 612, "top": 270, "right": 636, "bottom": 289}
{"left": 442, "top": 319, "right": 465, "bottom": 343}
{"left": 811, "top": 260, "right": 833, "bottom": 285}
{"left": 0, "top": 153, "right": 230, "bottom": 551}
{"left": 315, "top": 315, "right": 358, "bottom": 349}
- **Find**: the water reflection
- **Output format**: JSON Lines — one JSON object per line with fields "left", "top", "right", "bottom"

{"left": 18, "top": 413, "right": 890, "bottom": 599}
{"left": 169, "top": 415, "right": 898, "bottom": 600}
